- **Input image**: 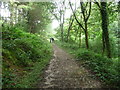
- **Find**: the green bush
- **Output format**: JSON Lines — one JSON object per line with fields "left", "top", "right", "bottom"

{"left": 2, "top": 25, "right": 52, "bottom": 88}
{"left": 75, "top": 49, "right": 119, "bottom": 88}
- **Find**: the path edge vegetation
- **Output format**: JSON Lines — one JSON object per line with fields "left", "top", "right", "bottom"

{"left": 1, "top": 1, "right": 119, "bottom": 89}
{"left": 2, "top": 25, "right": 53, "bottom": 88}
{"left": 56, "top": 41, "right": 119, "bottom": 88}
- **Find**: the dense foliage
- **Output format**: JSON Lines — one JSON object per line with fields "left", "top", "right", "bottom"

{"left": 55, "top": 2, "right": 119, "bottom": 58}
{"left": 1, "top": 1, "right": 119, "bottom": 89}
{"left": 0, "top": 1, "right": 54, "bottom": 88}
{"left": 2, "top": 25, "right": 52, "bottom": 88}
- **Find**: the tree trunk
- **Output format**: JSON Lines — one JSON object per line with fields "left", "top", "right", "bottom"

{"left": 62, "top": 9, "right": 65, "bottom": 41}
{"left": 101, "top": 2, "right": 111, "bottom": 58}
{"left": 118, "top": 1, "right": 120, "bottom": 38}
{"left": 79, "top": 30, "right": 82, "bottom": 48}
{"left": 66, "top": 17, "right": 74, "bottom": 42}
{"left": 75, "top": 30, "right": 78, "bottom": 41}
{"left": 84, "top": 22, "right": 89, "bottom": 49}
{"left": 102, "top": 31, "right": 106, "bottom": 55}
{"left": 61, "top": 23, "right": 64, "bottom": 41}
{"left": 60, "top": 9, "right": 63, "bottom": 41}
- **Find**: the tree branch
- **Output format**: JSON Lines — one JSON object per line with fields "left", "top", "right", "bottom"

{"left": 94, "top": 0, "right": 101, "bottom": 11}
{"left": 80, "top": 2, "right": 86, "bottom": 22}
{"left": 69, "top": 1, "right": 85, "bottom": 31}
{"left": 86, "top": 2, "right": 91, "bottom": 22}
{"left": 49, "top": 9, "right": 59, "bottom": 21}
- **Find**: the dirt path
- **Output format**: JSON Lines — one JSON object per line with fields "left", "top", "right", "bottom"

{"left": 38, "top": 44, "right": 102, "bottom": 88}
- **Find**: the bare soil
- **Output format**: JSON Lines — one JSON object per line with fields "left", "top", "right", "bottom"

{"left": 37, "top": 43, "right": 102, "bottom": 88}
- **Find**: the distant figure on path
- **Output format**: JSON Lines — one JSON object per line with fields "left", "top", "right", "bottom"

{"left": 50, "top": 38, "right": 54, "bottom": 43}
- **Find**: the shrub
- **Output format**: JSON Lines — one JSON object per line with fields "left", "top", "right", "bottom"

{"left": 2, "top": 25, "right": 52, "bottom": 88}
{"left": 76, "top": 49, "right": 119, "bottom": 88}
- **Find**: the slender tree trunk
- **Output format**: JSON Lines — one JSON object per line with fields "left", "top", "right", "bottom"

{"left": 66, "top": 27, "right": 70, "bottom": 42}
{"left": 118, "top": 1, "right": 120, "bottom": 38}
{"left": 101, "top": 2, "right": 111, "bottom": 58}
{"left": 60, "top": 9, "right": 63, "bottom": 41}
{"left": 60, "top": 1, "right": 66, "bottom": 42}
{"left": 61, "top": 13, "right": 65, "bottom": 41}
{"left": 118, "top": 1, "right": 120, "bottom": 58}
{"left": 75, "top": 30, "right": 78, "bottom": 41}
{"left": 79, "top": 30, "right": 82, "bottom": 47}
{"left": 84, "top": 22, "right": 89, "bottom": 49}
{"left": 61, "top": 23, "right": 63, "bottom": 41}
{"left": 102, "top": 31, "right": 106, "bottom": 55}
{"left": 69, "top": 1, "right": 91, "bottom": 49}
{"left": 66, "top": 17, "right": 74, "bottom": 42}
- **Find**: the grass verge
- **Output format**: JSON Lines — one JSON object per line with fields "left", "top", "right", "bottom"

{"left": 56, "top": 41, "right": 120, "bottom": 88}
{"left": 17, "top": 57, "right": 51, "bottom": 88}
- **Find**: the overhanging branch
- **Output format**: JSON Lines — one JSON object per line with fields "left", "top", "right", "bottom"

{"left": 69, "top": 1, "right": 85, "bottom": 31}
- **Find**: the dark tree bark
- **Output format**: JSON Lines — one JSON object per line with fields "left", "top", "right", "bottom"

{"left": 79, "top": 29, "right": 82, "bottom": 48}
{"left": 102, "top": 31, "right": 106, "bottom": 55}
{"left": 94, "top": 1, "right": 111, "bottom": 58}
{"left": 80, "top": 2, "right": 91, "bottom": 49}
{"left": 118, "top": 1, "right": 120, "bottom": 38}
{"left": 101, "top": 2, "right": 111, "bottom": 58}
{"left": 84, "top": 22, "right": 89, "bottom": 49}
{"left": 59, "top": 12, "right": 64, "bottom": 42}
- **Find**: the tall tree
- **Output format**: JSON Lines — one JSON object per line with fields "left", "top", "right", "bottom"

{"left": 69, "top": 1, "right": 91, "bottom": 49}
{"left": 48, "top": 0, "right": 66, "bottom": 41}
{"left": 61, "top": 1, "right": 65, "bottom": 41}
{"left": 27, "top": 2, "right": 52, "bottom": 33}
{"left": 118, "top": 1, "right": 120, "bottom": 38}
{"left": 95, "top": 1, "right": 111, "bottom": 58}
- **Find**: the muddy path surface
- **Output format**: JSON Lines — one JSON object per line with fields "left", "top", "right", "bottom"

{"left": 37, "top": 43, "right": 102, "bottom": 88}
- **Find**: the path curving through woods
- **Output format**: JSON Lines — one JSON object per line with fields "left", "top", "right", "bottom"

{"left": 37, "top": 43, "right": 102, "bottom": 88}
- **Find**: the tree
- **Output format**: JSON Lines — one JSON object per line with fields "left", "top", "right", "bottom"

{"left": 66, "top": 15, "right": 74, "bottom": 42}
{"left": 27, "top": 2, "right": 52, "bottom": 33}
{"left": 48, "top": 0, "right": 66, "bottom": 41}
{"left": 95, "top": 1, "right": 111, "bottom": 58}
{"left": 69, "top": 1, "right": 91, "bottom": 49}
